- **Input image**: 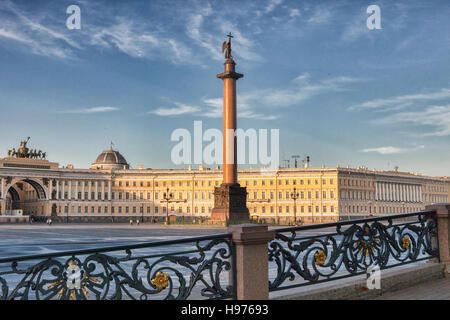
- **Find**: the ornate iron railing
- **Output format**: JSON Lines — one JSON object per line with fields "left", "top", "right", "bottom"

{"left": 268, "top": 211, "right": 439, "bottom": 292}
{"left": 0, "top": 233, "right": 235, "bottom": 300}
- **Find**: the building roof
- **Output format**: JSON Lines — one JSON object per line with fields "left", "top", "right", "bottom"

{"left": 91, "top": 148, "right": 129, "bottom": 169}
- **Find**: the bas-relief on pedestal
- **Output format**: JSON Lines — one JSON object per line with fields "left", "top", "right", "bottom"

{"left": 211, "top": 183, "right": 249, "bottom": 222}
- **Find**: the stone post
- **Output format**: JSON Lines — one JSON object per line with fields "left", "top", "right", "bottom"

{"left": 425, "top": 204, "right": 450, "bottom": 264}
{"left": 228, "top": 224, "right": 275, "bottom": 300}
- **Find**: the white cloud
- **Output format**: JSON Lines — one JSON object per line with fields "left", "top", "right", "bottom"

{"left": 361, "top": 145, "right": 425, "bottom": 155}
{"left": 59, "top": 106, "right": 119, "bottom": 114}
{"left": 265, "top": 0, "right": 284, "bottom": 14}
{"left": 149, "top": 103, "right": 200, "bottom": 116}
{"left": 375, "top": 105, "right": 450, "bottom": 136}
{"left": 350, "top": 88, "right": 450, "bottom": 111}
{"left": 289, "top": 9, "right": 300, "bottom": 18}
{"left": 307, "top": 7, "right": 333, "bottom": 24}
{"left": 200, "top": 73, "right": 357, "bottom": 120}
{"left": 261, "top": 74, "right": 358, "bottom": 108}
{"left": 0, "top": 1, "right": 80, "bottom": 59}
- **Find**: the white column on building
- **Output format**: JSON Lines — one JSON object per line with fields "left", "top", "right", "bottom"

{"left": 396, "top": 184, "right": 400, "bottom": 202}
{"left": 108, "top": 181, "right": 112, "bottom": 201}
{"left": 412, "top": 185, "right": 416, "bottom": 202}
{"left": 68, "top": 180, "right": 72, "bottom": 200}
{"left": 407, "top": 185, "right": 411, "bottom": 202}
{"left": 1, "top": 177, "right": 4, "bottom": 199}
{"left": 385, "top": 183, "right": 388, "bottom": 201}
{"left": 61, "top": 180, "right": 65, "bottom": 200}
{"left": 375, "top": 182, "right": 379, "bottom": 201}
{"left": 88, "top": 181, "right": 92, "bottom": 200}
{"left": 101, "top": 181, "right": 105, "bottom": 201}
{"left": 95, "top": 181, "right": 98, "bottom": 200}
{"left": 419, "top": 185, "right": 423, "bottom": 202}
{"left": 56, "top": 180, "right": 60, "bottom": 200}
{"left": 386, "top": 182, "right": 392, "bottom": 201}
{"left": 75, "top": 181, "right": 79, "bottom": 200}
{"left": 82, "top": 181, "right": 85, "bottom": 200}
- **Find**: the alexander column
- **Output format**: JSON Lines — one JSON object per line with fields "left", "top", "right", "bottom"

{"left": 211, "top": 33, "right": 250, "bottom": 224}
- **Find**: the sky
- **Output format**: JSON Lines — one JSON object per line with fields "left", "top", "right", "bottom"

{"left": 0, "top": 0, "right": 449, "bottom": 176}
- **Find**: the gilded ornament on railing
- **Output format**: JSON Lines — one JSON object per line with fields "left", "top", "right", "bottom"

{"left": 314, "top": 250, "right": 326, "bottom": 266}
{"left": 401, "top": 236, "right": 410, "bottom": 249}
{"left": 268, "top": 212, "right": 439, "bottom": 292}
{"left": 0, "top": 236, "right": 234, "bottom": 300}
{"left": 151, "top": 271, "right": 170, "bottom": 291}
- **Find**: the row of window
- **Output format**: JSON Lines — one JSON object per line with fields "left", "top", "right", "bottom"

{"left": 341, "top": 205, "right": 423, "bottom": 215}
{"left": 58, "top": 204, "right": 337, "bottom": 215}
{"left": 52, "top": 189, "right": 338, "bottom": 201}
{"left": 340, "top": 190, "right": 373, "bottom": 201}
{"left": 53, "top": 178, "right": 338, "bottom": 189}
{"left": 60, "top": 205, "right": 212, "bottom": 214}
{"left": 252, "top": 205, "right": 335, "bottom": 214}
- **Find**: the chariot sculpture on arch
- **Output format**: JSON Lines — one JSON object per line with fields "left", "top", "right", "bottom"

{"left": 7, "top": 137, "right": 47, "bottom": 159}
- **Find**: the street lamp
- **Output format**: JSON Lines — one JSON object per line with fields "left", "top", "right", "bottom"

{"left": 162, "top": 187, "right": 174, "bottom": 225}
{"left": 291, "top": 187, "right": 299, "bottom": 225}
{"left": 65, "top": 203, "right": 68, "bottom": 224}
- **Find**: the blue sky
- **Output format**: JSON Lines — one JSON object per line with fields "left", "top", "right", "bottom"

{"left": 0, "top": 0, "right": 449, "bottom": 176}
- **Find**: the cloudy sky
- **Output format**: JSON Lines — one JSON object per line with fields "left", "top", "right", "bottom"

{"left": 0, "top": 0, "right": 449, "bottom": 175}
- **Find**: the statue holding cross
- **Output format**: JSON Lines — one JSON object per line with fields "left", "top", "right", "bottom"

{"left": 222, "top": 32, "right": 233, "bottom": 60}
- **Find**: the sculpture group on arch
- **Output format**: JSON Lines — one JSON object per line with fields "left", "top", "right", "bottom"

{"left": 7, "top": 137, "right": 47, "bottom": 160}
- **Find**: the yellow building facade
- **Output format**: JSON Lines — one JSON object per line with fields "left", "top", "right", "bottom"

{"left": 0, "top": 148, "right": 449, "bottom": 224}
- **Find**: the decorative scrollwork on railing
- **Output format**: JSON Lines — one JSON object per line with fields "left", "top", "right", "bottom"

{"left": 268, "top": 212, "right": 438, "bottom": 291}
{"left": 0, "top": 235, "right": 235, "bottom": 300}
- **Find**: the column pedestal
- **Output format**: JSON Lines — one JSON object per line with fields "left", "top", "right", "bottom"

{"left": 211, "top": 183, "right": 249, "bottom": 224}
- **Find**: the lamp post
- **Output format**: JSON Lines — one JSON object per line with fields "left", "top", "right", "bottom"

{"left": 291, "top": 187, "right": 299, "bottom": 225}
{"left": 162, "top": 188, "right": 173, "bottom": 225}
{"left": 160, "top": 188, "right": 186, "bottom": 225}
{"left": 65, "top": 203, "right": 68, "bottom": 224}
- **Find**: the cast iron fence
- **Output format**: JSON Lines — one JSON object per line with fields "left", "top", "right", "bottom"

{"left": 268, "top": 211, "right": 439, "bottom": 291}
{"left": 0, "top": 233, "right": 235, "bottom": 300}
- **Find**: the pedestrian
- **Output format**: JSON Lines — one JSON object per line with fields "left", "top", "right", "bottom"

{"left": 129, "top": 219, "right": 133, "bottom": 225}
{"left": 136, "top": 219, "right": 140, "bottom": 225}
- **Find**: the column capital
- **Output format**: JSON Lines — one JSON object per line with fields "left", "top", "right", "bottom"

{"left": 216, "top": 71, "right": 243, "bottom": 80}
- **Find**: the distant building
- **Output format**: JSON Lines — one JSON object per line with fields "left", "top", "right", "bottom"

{"left": 0, "top": 147, "right": 448, "bottom": 223}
